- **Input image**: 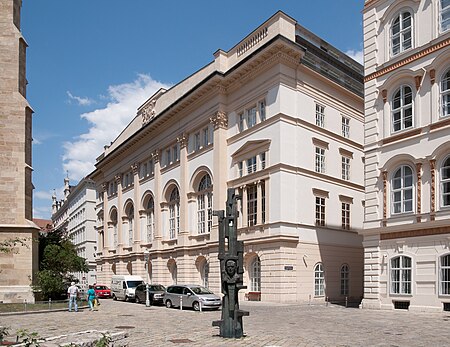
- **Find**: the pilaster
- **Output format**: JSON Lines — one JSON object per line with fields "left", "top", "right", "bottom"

{"left": 115, "top": 174, "right": 123, "bottom": 250}
{"left": 132, "top": 163, "right": 141, "bottom": 249}
{"left": 177, "top": 133, "right": 189, "bottom": 245}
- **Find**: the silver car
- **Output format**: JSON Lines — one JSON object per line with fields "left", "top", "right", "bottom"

{"left": 164, "top": 284, "right": 221, "bottom": 311}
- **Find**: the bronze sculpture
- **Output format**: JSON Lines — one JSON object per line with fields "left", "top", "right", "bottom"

{"left": 212, "top": 188, "right": 249, "bottom": 338}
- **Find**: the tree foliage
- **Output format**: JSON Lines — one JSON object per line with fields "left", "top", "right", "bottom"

{"left": 34, "top": 229, "right": 88, "bottom": 299}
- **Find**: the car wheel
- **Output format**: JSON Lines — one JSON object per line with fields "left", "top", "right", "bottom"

{"left": 193, "top": 301, "right": 200, "bottom": 311}
{"left": 165, "top": 300, "right": 172, "bottom": 308}
{"left": 135, "top": 295, "right": 140, "bottom": 304}
{"left": 112, "top": 294, "right": 117, "bottom": 301}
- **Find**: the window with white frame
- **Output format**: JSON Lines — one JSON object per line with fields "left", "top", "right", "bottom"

{"left": 238, "top": 161, "right": 243, "bottom": 177}
{"left": 261, "top": 181, "right": 266, "bottom": 224}
{"left": 146, "top": 197, "right": 154, "bottom": 243}
{"left": 392, "top": 165, "right": 414, "bottom": 214}
{"left": 260, "top": 152, "right": 266, "bottom": 170}
{"left": 441, "top": 69, "right": 450, "bottom": 117}
{"left": 342, "top": 116, "right": 350, "bottom": 138}
{"left": 123, "top": 171, "right": 133, "bottom": 188}
{"left": 237, "top": 98, "right": 267, "bottom": 132}
{"left": 315, "top": 196, "right": 325, "bottom": 226}
{"left": 140, "top": 159, "right": 154, "bottom": 179}
{"left": 391, "top": 11, "right": 412, "bottom": 56}
{"left": 314, "top": 263, "right": 325, "bottom": 296}
{"left": 342, "top": 156, "right": 350, "bottom": 180}
{"left": 247, "top": 184, "right": 258, "bottom": 227}
{"left": 250, "top": 257, "right": 261, "bottom": 292}
{"left": 441, "top": 0, "right": 450, "bottom": 32}
{"left": 440, "top": 254, "right": 450, "bottom": 295}
{"left": 391, "top": 256, "right": 412, "bottom": 294}
{"left": 315, "top": 147, "right": 326, "bottom": 173}
{"left": 342, "top": 202, "right": 350, "bottom": 230}
{"left": 392, "top": 85, "right": 413, "bottom": 132}
{"left": 197, "top": 174, "right": 213, "bottom": 234}
{"left": 340, "top": 264, "right": 349, "bottom": 296}
{"left": 194, "top": 132, "right": 201, "bottom": 151}
{"left": 441, "top": 156, "right": 450, "bottom": 207}
{"left": 168, "top": 187, "right": 180, "bottom": 239}
{"left": 172, "top": 144, "right": 179, "bottom": 162}
{"left": 202, "top": 127, "right": 210, "bottom": 147}
{"left": 315, "top": 104, "right": 325, "bottom": 127}
{"left": 247, "top": 156, "right": 257, "bottom": 174}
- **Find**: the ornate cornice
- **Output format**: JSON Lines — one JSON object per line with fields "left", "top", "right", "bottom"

{"left": 131, "top": 163, "right": 139, "bottom": 175}
{"left": 210, "top": 111, "right": 228, "bottom": 130}
{"left": 177, "top": 133, "right": 188, "bottom": 149}
{"left": 151, "top": 150, "right": 160, "bottom": 164}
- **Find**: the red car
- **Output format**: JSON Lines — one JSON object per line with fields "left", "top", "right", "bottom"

{"left": 94, "top": 284, "right": 111, "bottom": 298}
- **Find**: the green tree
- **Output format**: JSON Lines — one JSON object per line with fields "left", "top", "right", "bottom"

{"left": 34, "top": 229, "right": 88, "bottom": 299}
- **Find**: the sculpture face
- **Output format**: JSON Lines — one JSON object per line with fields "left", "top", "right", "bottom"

{"left": 225, "top": 260, "right": 237, "bottom": 276}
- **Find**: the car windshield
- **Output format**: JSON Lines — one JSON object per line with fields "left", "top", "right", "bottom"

{"left": 94, "top": 286, "right": 108, "bottom": 290}
{"left": 149, "top": 285, "right": 165, "bottom": 291}
{"left": 190, "top": 286, "right": 213, "bottom": 295}
{"left": 127, "top": 281, "right": 144, "bottom": 288}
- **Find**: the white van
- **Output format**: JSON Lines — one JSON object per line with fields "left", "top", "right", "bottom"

{"left": 110, "top": 275, "right": 144, "bottom": 301}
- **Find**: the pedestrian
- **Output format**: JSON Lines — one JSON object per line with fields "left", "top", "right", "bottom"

{"left": 86, "top": 285, "right": 96, "bottom": 311}
{"left": 67, "top": 282, "right": 79, "bottom": 312}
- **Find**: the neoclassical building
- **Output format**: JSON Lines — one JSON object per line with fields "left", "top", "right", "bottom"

{"left": 362, "top": 0, "right": 450, "bottom": 311}
{"left": 52, "top": 177, "right": 98, "bottom": 288}
{"left": 0, "top": 0, "right": 39, "bottom": 303}
{"left": 91, "top": 11, "right": 365, "bottom": 303}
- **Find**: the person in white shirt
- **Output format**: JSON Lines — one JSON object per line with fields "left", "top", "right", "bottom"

{"left": 67, "top": 282, "right": 79, "bottom": 312}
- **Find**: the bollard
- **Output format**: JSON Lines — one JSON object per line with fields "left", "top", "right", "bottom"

{"left": 199, "top": 300, "right": 202, "bottom": 312}
{"left": 24, "top": 299, "right": 27, "bottom": 312}
{"left": 49, "top": 297, "right": 52, "bottom": 310}
{"left": 308, "top": 294, "right": 311, "bottom": 306}
{"left": 179, "top": 295, "right": 183, "bottom": 311}
{"left": 345, "top": 296, "right": 348, "bottom": 308}
{"left": 326, "top": 296, "right": 329, "bottom": 307}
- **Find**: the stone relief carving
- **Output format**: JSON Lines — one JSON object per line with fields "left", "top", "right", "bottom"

{"left": 142, "top": 100, "right": 156, "bottom": 125}
{"left": 210, "top": 111, "right": 228, "bottom": 129}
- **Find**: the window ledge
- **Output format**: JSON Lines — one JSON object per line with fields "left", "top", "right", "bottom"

{"left": 140, "top": 242, "right": 153, "bottom": 248}
{"left": 161, "top": 239, "right": 177, "bottom": 245}
{"left": 188, "top": 233, "right": 210, "bottom": 240}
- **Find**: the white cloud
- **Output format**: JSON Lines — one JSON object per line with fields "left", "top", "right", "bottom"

{"left": 62, "top": 74, "right": 171, "bottom": 181}
{"left": 345, "top": 49, "right": 363, "bottom": 64}
{"left": 67, "top": 91, "right": 95, "bottom": 106}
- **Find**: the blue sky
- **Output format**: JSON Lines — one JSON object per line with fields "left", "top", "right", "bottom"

{"left": 22, "top": 1, "right": 364, "bottom": 219}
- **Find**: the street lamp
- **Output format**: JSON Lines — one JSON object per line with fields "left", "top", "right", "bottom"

{"left": 144, "top": 249, "right": 150, "bottom": 307}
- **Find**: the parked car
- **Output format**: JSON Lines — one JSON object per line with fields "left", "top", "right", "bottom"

{"left": 94, "top": 284, "right": 111, "bottom": 298}
{"left": 164, "top": 284, "right": 221, "bottom": 311}
{"left": 110, "top": 275, "right": 144, "bottom": 301}
{"left": 134, "top": 284, "right": 165, "bottom": 305}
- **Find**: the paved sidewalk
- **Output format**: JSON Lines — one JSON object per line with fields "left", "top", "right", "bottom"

{"left": 1, "top": 300, "right": 450, "bottom": 346}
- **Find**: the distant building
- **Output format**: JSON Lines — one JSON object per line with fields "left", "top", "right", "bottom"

{"left": 33, "top": 219, "right": 53, "bottom": 234}
{"left": 0, "top": 0, "right": 39, "bottom": 303}
{"left": 362, "top": 0, "right": 450, "bottom": 311}
{"left": 90, "top": 11, "right": 365, "bottom": 303}
{"left": 52, "top": 177, "right": 97, "bottom": 287}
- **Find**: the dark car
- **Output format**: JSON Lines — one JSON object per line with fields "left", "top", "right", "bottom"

{"left": 94, "top": 284, "right": 111, "bottom": 298}
{"left": 134, "top": 284, "right": 165, "bottom": 305}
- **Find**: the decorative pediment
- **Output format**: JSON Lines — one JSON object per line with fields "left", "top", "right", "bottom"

{"left": 139, "top": 88, "right": 167, "bottom": 126}
{"left": 231, "top": 139, "right": 271, "bottom": 159}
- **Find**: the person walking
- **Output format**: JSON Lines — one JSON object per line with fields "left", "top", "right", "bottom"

{"left": 67, "top": 282, "right": 79, "bottom": 312}
{"left": 86, "top": 285, "right": 96, "bottom": 311}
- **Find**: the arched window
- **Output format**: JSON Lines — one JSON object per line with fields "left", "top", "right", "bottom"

{"left": 145, "top": 197, "right": 154, "bottom": 243}
{"left": 110, "top": 209, "right": 118, "bottom": 248}
{"left": 390, "top": 256, "right": 412, "bottom": 294}
{"left": 127, "top": 205, "right": 134, "bottom": 246}
{"left": 391, "top": 11, "right": 412, "bottom": 56}
{"left": 169, "top": 187, "right": 180, "bottom": 239}
{"left": 340, "top": 264, "right": 349, "bottom": 296}
{"left": 441, "top": 0, "right": 450, "bottom": 32}
{"left": 197, "top": 174, "right": 213, "bottom": 234}
{"left": 441, "top": 69, "right": 450, "bottom": 117}
{"left": 440, "top": 254, "right": 450, "bottom": 295}
{"left": 392, "top": 85, "right": 413, "bottom": 132}
{"left": 392, "top": 166, "right": 414, "bottom": 214}
{"left": 250, "top": 257, "right": 261, "bottom": 292}
{"left": 314, "top": 263, "right": 325, "bottom": 296}
{"left": 441, "top": 156, "right": 450, "bottom": 207}
{"left": 201, "top": 261, "right": 210, "bottom": 288}
{"left": 170, "top": 262, "right": 177, "bottom": 285}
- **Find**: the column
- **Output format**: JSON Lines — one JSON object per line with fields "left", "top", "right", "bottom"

{"left": 132, "top": 163, "right": 141, "bottom": 249}
{"left": 101, "top": 183, "right": 109, "bottom": 252}
{"left": 256, "top": 181, "right": 262, "bottom": 225}
{"left": 115, "top": 174, "right": 123, "bottom": 250}
{"left": 177, "top": 133, "right": 188, "bottom": 241}
{"left": 152, "top": 151, "right": 162, "bottom": 247}
{"left": 430, "top": 159, "right": 436, "bottom": 221}
{"left": 242, "top": 185, "right": 248, "bottom": 227}
{"left": 416, "top": 162, "right": 422, "bottom": 223}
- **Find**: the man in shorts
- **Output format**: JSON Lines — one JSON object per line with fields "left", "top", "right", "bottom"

{"left": 67, "top": 282, "right": 79, "bottom": 312}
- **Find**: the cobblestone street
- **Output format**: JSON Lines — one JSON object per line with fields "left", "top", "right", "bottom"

{"left": 1, "top": 300, "right": 450, "bottom": 346}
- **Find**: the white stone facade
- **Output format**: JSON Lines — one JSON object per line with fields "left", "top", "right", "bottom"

{"left": 52, "top": 178, "right": 98, "bottom": 288}
{"left": 362, "top": 0, "right": 450, "bottom": 311}
{"left": 91, "top": 11, "right": 365, "bottom": 303}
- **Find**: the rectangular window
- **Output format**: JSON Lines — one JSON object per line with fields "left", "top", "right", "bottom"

{"left": 247, "top": 185, "right": 258, "bottom": 226}
{"left": 342, "top": 116, "right": 350, "bottom": 138}
{"left": 259, "top": 100, "right": 266, "bottom": 122}
{"left": 261, "top": 181, "right": 266, "bottom": 224}
{"left": 238, "top": 113, "right": 245, "bottom": 132}
{"left": 315, "top": 197, "right": 325, "bottom": 226}
{"left": 238, "top": 161, "right": 243, "bottom": 177}
{"left": 172, "top": 144, "right": 179, "bottom": 163}
{"left": 194, "top": 132, "right": 201, "bottom": 151}
{"left": 247, "top": 156, "right": 257, "bottom": 174}
{"left": 166, "top": 149, "right": 171, "bottom": 166}
{"left": 342, "top": 202, "right": 350, "bottom": 230}
{"left": 247, "top": 107, "right": 257, "bottom": 128}
{"left": 315, "top": 104, "right": 325, "bottom": 128}
{"left": 202, "top": 127, "right": 209, "bottom": 147}
{"left": 342, "top": 156, "right": 350, "bottom": 180}
{"left": 260, "top": 152, "right": 266, "bottom": 170}
{"left": 315, "top": 147, "right": 325, "bottom": 173}
{"left": 441, "top": 0, "right": 450, "bottom": 32}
